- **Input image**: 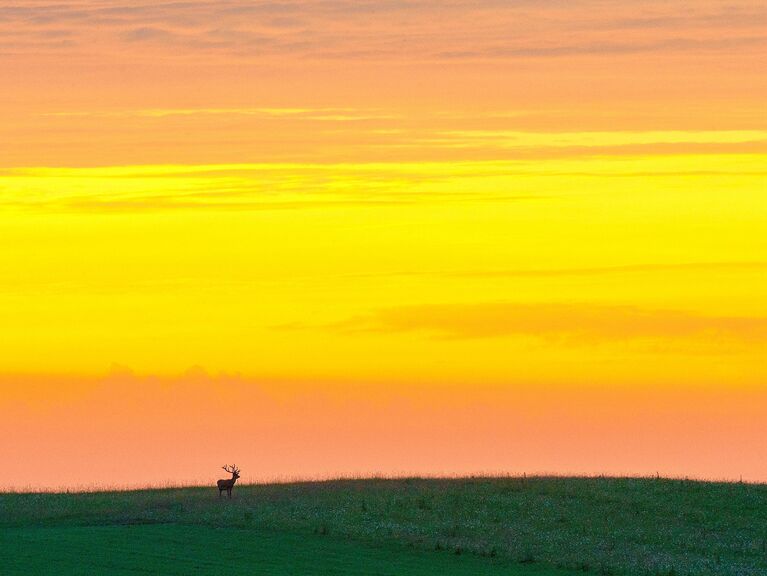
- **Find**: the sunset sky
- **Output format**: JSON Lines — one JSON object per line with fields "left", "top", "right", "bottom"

{"left": 1, "top": 0, "right": 766, "bottom": 489}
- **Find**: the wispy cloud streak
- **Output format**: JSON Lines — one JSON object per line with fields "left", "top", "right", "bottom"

{"left": 328, "top": 302, "right": 767, "bottom": 343}
{"left": 1, "top": 1, "right": 764, "bottom": 61}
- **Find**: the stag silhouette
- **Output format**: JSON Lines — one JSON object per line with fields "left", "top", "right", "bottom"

{"left": 217, "top": 464, "right": 240, "bottom": 498}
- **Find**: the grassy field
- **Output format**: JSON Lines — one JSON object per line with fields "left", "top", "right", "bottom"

{"left": 0, "top": 524, "right": 570, "bottom": 576}
{"left": 1, "top": 476, "right": 765, "bottom": 575}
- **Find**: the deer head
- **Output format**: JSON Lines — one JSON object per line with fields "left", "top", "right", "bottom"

{"left": 222, "top": 464, "right": 240, "bottom": 480}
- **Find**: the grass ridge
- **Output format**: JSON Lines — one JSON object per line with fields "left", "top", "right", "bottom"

{"left": 1, "top": 476, "right": 765, "bottom": 575}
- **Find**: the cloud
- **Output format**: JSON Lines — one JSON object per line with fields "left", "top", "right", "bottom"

{"left": 40, "top": 107, "right": 397, "bottom": 121}
{"left": 0, "top": 162, "right": 552, "bottom": 213}
{"left": 1, "top": 1, "right": 764, "bottom": 61}
{"left": 121, "top": 26, "right": 179, "bottom": 42}
{"left": 409, "top": 130, "right": 767, "bottom": 157}
{"left": 325, "top": 302, "right": 767, "bottom": 343}
{"left": 590, "top": 10, "right": 767, "bottom": 32}
{"left": 436, "top": 37, "right": 767, "bottom": 60}
{"left": 448, "top": 261, "right": 767, "bottom": 280}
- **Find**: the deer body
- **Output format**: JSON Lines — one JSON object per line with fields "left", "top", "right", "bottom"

{"left": 217, "top": 464, "right": 240, "bottom": 498}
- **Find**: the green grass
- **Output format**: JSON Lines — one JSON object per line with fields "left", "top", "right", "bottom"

{"left": 1, "top": 476, "right": 765, "bottom": 575}
{"left": 0, "top": 524, "right": 567, "bottom": 576}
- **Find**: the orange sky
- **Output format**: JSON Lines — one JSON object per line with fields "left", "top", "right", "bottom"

{"left": 1, "top": 0, "right": 766, "bottom": 489}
